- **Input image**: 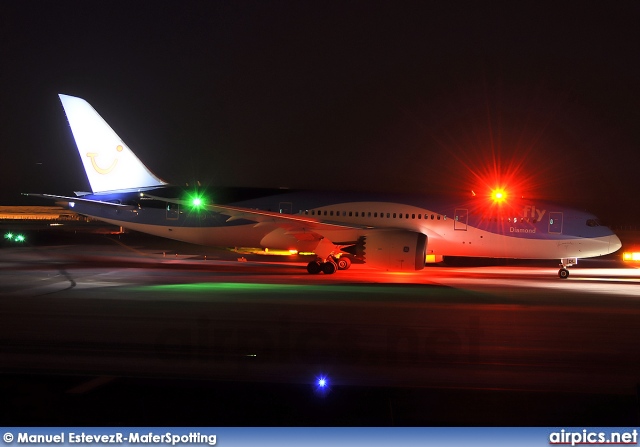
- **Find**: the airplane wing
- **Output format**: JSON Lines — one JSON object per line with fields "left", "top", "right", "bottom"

{"left": 144, "top": 194, "right": 373, "bottom": 233}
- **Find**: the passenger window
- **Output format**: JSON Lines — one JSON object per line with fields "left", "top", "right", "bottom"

{"left": 431, "top": 214, "right": 434, "bottom": 220}
{"left": 386, "top": 213, "right": 390, "bottom": 218}
{"left": 412, "top": 214, "right": 415, "bottom": 219}
{"left": 418, "top": 214, "right": 421, "bottom": 219}
{"left": 393, "top": 213, "right": 397, "bottom": 218}
{"left": 437, "top": 215, "right": 440, "bottom": 220}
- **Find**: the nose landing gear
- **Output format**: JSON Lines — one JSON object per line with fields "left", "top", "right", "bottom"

{"left": 558, "top": 257, "right": 577, "bottom": 279}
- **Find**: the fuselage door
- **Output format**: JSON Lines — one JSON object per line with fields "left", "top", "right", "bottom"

{"left": 454, "top": 208, "right": 468, "bottom": 231}
{"left": 548, "top": 212, "right": 563, "bottom": 234}
{"left": 166, "top": 202, "right": 179, "bottom": 220}
{"left": 279, "top": 202, "right": 293, "bottom": 214}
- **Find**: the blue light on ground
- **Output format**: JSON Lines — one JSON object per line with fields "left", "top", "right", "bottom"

{"left": 314, "top": 374, "right": 331, "bottom": 396}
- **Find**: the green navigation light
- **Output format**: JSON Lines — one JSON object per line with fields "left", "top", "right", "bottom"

{"left": 183, "top": 189, "right": 210, "bottom": 212}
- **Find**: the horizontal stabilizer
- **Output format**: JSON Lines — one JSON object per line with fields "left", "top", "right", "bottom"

{"left": 22, "top": 193, "right": 137, "bottom": 210}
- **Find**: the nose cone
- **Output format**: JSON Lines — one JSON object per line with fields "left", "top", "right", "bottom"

{"left": 609, "top": 234, "right": 622, "bottom": 254}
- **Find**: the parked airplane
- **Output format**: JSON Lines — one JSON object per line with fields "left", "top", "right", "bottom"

{"left": 27, "top": 94, "right": 622, "bottom": 277}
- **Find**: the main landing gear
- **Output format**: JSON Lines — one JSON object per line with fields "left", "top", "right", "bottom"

{"left": 558, "top": 257, "right": 578, "bottom": 279}
{"left": 307, "top": 256, "right": 351, "bottom": 274}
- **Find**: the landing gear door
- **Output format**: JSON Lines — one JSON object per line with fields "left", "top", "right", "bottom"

{"left": 548, "top": 212, "right": 563, "bottom": 234}
{"left": 454, "top": 208, "right": 468, "bottom": 231}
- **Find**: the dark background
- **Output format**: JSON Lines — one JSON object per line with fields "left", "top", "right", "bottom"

{"left": 2, "top": 1, "right": 639, "bottom": 224}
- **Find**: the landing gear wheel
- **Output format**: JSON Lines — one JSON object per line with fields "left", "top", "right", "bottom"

{"left": 558, "top": 268, "right": 570, "bottom": 279}
{"left": 322, "top": 261, "right": 337, "bottom": 275}
{"left": 307, "top": 261, "right": 322, "bottom": 274}
{"left": 336, "top": 256, "right": 351, "bottom": 270}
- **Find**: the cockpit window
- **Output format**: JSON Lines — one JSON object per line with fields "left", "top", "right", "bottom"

{"left": 586, "top": 219, "right": 601, "bottom": 227}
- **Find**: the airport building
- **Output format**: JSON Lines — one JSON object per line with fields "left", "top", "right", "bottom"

{"left": 0, "top": 206, "right": 82, "bottom": 221}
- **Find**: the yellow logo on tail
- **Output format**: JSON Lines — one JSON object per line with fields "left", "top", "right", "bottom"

{"left": 86, "top": 145, "right": 124, "bottom": 175}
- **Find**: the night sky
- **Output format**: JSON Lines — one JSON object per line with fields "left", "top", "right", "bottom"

{"left": 2, "top": 1, "right": 639, "bottom": 224}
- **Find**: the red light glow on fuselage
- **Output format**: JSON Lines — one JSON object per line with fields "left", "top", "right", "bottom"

{"left": 491, "top": 188, "right": 507, "bottom": 203}
{"left": 437, "top": 103, "right": 556, "bottom": 205}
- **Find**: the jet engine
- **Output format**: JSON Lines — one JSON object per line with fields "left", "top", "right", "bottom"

{"left": 344, "top": 229, "right": 427, "bottom": 271}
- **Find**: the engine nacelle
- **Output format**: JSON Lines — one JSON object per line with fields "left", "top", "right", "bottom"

{"left": 346, "top": 229, "right": 427, "bottom": 271}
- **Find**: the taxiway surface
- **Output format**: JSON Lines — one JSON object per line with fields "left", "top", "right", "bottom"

{"left": 2, "top": 234, "right": 640, "bottom": 425}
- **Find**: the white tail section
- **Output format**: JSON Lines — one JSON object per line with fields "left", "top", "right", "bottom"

{"left": 59, "top": 94, "right": 167, "bottom": 193}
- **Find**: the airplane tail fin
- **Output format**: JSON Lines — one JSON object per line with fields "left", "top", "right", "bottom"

{"left": 58, "top": 94, "right": 167, "bottom": 194}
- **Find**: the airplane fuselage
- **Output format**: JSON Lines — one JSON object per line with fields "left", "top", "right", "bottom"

{"left": 67, "top": 188, "right": 619, "bottom": 262}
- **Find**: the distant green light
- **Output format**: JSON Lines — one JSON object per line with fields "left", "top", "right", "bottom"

{"left": 4, "top": 232, "right": 25, "bottom": 243}
{"left": 192, "top": 197, "right": 202, "bottom": 207}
